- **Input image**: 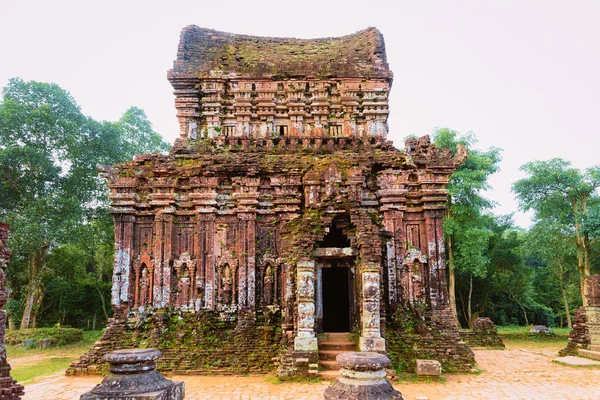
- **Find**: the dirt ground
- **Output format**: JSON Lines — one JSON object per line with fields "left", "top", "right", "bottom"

{"left": 19, "top": 345, "right": 600, "bottom": 400}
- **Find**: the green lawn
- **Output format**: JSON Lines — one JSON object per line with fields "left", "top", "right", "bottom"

{"left": 496, "top": 325, "right": 570, "bottom": 351}
{"left": 7, "top": 330, "right": 103, "bottom": 384}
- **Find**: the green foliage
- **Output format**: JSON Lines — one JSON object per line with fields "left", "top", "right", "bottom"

{"left": 433, "top": 128, "right": 502, "bottom": 327}
{"left": 513, "top": 158, "right": 600, "bottom": 306}
{"left": 0, "top": 78, "right": 170, "bottom": 329}
{"left": 434, "top": 128, "right": 501, "bottom": 278}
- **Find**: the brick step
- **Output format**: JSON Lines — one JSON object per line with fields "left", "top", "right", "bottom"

{"left": 318, "top": 341, "right": 356, "bottom": 351}
{"left": 319, "top": 360, "right": 340, "bottom": 371}
{"left": 579, "top": 349, "right": 600, "bottom": 361}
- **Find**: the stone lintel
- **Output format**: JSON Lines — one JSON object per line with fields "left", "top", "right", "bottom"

{"left": 315, "top": 247, "right": 354, "bottom": 258}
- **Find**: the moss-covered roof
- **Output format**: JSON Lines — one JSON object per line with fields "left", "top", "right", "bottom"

{"left": 170, "top": 26, "right": 392, "bottom": 80}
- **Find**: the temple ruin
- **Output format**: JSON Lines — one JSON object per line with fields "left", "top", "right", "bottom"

{"left": 69, "top": 26, "right": 474, "bottom": 377}
{"left": 0, "top": 223, "right": 24, "bottom": 399}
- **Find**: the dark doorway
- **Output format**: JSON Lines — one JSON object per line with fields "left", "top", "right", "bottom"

{"left": 322, "top": 266, "right": 351, "bottom": 332}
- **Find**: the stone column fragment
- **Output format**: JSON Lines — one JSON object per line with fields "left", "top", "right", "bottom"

{"left": 80, "top": 349, "right": 184, "bottom": 400}
{"left": 324, "top": 352, "right": 402, "bottom": 400}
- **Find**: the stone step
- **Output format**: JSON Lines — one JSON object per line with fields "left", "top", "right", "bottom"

{"left": 319, "top": 350, "right": 343, "bottom": 361}
{"left": 319, "top": 370, "right": 340, "bottom": 380}
{"left": 324, "top": 332, "right": 353, "bottom": 341}
{"left": 579, "top": 349, "right": 600, "bottom": 361}
{"left": 589, "top": 345, "right": 600, "bottom": 352}
{"left": 319, "top": 360, "right": 340, "bottom": 371}
{"left": 318, "top": 341, "right": 356, "bottom": 351}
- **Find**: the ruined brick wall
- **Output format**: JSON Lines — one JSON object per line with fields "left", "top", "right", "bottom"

{"left": 0, "top": 223, "right": 24, "bottom": 398}
{"left": 560, "top": 307, "right": 589, "bottom": 356}
{"left": 459, "top": 317, "right": 505, "bottom": 348}
{"left": 560, "top": 275, "right": 600, "bottom": 356}
{"left": 386, "top": 307, "right": 474, "bottom": 373}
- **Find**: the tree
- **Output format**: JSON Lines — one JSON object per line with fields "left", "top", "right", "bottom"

{"left": 526, "top": 220, "right": 578, "bottom": 327}
{"left": 433, "top": 128, "right": 501, "bottom": 327}
{"left": 0, "top": 78, "right": 169, "bottom": 328}
{"left": 513, "top": 159, "right": 600, "bottom": 306}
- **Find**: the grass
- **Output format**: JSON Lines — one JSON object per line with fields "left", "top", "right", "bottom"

{"left": 266, "top": 375, "right": 323, "bottom": 384}
{"left": 12, "top": 357, "right": 74, "bottom": 383}
{"left": 8, "top": 330, "right": 103, "bottom": 385}
{"left": 496, "top": 325, "right": 570, "bottom": 352}
{"left": 497, "top": 325, "right": 570, "bottom": 341}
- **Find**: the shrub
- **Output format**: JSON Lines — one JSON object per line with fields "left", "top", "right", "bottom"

{"left": 5, "top": 328, "right": 83, "bottom": 346}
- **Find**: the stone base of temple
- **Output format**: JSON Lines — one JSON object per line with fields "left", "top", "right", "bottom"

{"left": 68, "top": 308, "right": 282, "bottom": 376}
{"left": 277, "top": 349, "right": 319, "bottom": 379}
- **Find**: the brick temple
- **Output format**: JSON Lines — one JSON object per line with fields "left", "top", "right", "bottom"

{"left": 69, "top": 26, "right": 474, "bottom": 377}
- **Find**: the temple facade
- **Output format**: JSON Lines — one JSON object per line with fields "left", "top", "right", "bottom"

{"left": 70, "top": 26, "right": 474, "bottom": 376}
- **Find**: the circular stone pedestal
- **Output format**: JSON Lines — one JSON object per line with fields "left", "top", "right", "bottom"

{"left": 80, "top": 348, "right": 184, "bottom": 399}
{"left": 324, "top": 352, "right": 403, "bottom": 400}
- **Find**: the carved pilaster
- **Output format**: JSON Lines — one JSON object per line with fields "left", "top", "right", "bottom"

{"left": 359, "top": 262, "right": 385, "bottom": 352}
{"left": 112, "top": 214, "right": 135, "bottom": 309}
{"left": 294, "top": 260, "right": 318, "bottom": 351}
{"left": 424, "top": 208, "right": 447, "bottom": 309}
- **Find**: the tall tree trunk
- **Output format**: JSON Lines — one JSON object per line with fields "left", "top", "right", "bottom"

{"left": 557, "top": 259, "right": 572, "bottom": 328}
{"left": 511, "top": 295, "right": 529, "bottom": 325}
{"left": 573, "top": 199, "right": 589, "bottom": 306}
{"left": 561, "top": 286, "right": 572, "bottom": 329}
{"left": 95, "top": 283, "right": 110, "bottom": 321}
{"left": 447, "top": 233, "right": 460, "bottom": 327}
{"left": 467, "top": 273, "right": 473, "bottom": 329}
{"left": 21, "top": 280, "right": 38, "bottom": 329}
{"left": 20, "top": 245, "right": 48, "bottom": 329}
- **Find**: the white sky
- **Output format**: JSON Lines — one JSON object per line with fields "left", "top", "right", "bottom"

{"left": 1, "top": 0, "right": 599, "bottom": 228}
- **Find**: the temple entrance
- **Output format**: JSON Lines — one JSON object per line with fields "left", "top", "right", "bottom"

{"left": 322, "top": 264, "right": 352, "bottom": 332}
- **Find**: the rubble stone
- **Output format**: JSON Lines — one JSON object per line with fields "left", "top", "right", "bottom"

{"left": 415, "top": 359, "right": 441, "bottom": 377}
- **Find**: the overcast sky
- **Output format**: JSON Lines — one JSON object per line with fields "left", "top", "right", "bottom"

{"left": 2, "top": 0, "right": 599, "bottom": 228}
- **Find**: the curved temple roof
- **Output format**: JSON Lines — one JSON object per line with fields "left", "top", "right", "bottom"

{"left": 170, "top": 26, "right": 392, "bottom": 80}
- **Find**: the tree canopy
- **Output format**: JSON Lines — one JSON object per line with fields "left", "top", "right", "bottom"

{"left": 432, "top": 128, "right": 501, "bottom": 327}
{"left": 0, "top": 78, "right": 170, "bottom": 328}
{"left": 513, "top": 159, "right": 600, "bottom": 306}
